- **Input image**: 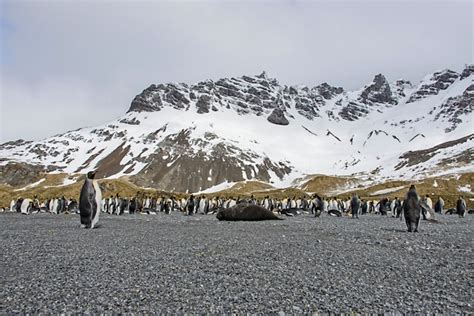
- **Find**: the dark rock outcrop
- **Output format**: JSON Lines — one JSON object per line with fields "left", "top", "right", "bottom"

{"left": 408, "top": 69, "right": 460, "bottom": 103}
{"left": 339, "top": 102, "right": 370, "bottom": 121}
{"left": 460, "top": 64, "right": 474, "bottom": 80}
{"left": 359, "top": 74, "right": 397, "bottom": 105}
{"left": 0, "top": 162, "right": 56, "bottom": 187}
{"left": 129, "top": 129, "right": 292, "bottom": 192}
{"left": 392, "top": 80, "right": 412, "bottom": 99}
{"left": 196, "top": 95, "right": 211, "bottom": 114}
{"left": 128, "top": 84, "right": 163, "bottom": 113}
{"left": 119, "top": 118, "right": 140, "bottom": 125}
{"left": 267, "top": 108, "right": 289, "bottom": 125}
{"left": 0, "top": 139, "right": 32, "bottom": 151}
{"left": 294, "top": 96, "right": 322, "bottom": 120}
{"left": 314, "top": 83, "right": 344, "bottom": 100}
{"left": 434, "top": 84, "right": 474, "bottom": 132}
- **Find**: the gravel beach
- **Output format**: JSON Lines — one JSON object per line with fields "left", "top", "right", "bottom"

{"left": 1, "top": 212, "right": 472, "bottom": 314}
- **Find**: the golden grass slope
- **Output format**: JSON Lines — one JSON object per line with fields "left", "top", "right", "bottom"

{"left": 1, "top": 173, "right": 472, "bottom": 209}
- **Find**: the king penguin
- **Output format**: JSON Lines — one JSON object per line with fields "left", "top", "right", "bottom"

{"left": 79, "top": 171, "right": 102, "bottom": 228}
{"left": 20, "top": 199, "right": 32, "bottom": 215}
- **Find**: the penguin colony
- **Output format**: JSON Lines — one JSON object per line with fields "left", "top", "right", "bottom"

{"left": 3, "top": 171, "right": 470, "bottom": 231}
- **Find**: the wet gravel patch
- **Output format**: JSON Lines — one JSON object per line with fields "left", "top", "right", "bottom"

{"left": 0, "top": 212, "right": 472, "bottom": 314}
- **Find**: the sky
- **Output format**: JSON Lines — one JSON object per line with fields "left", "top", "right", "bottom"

{"left": 0, "top": 0, "right": 472, "bottom": 143}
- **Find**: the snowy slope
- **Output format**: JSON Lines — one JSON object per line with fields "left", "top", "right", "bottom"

{"left": 0, "top": 65, "right": 473, "bottom": 192}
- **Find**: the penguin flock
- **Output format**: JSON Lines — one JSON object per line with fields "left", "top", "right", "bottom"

{"left": 1, "top": 171, "right": 471, "bottom": 232}
{"left": 6, "top": 196, "right": 79, "bottom": 215}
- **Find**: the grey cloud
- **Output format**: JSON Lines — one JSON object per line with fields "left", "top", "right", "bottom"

{"left": 0, "top": 0, "right": 472, "bottom": 142}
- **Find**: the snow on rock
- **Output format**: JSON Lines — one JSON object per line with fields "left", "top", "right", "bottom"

{"left": 458, "top": 184, "right": 472, "bottom": 194}
{"left": 196, "top": 181, "right": 236, "bottom": 194}
{"left": 0, "top": 65, "right": 473, "bottom": 192}
{"left": 370, "top": 186, "right": 407, "bottom": 196}
{"left": 13, "top": 178, "right": 46, "bottom": 191}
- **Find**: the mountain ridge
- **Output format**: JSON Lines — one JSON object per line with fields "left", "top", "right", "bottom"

{"left": 0, "top": 65, "right": 473, "bottom": 193}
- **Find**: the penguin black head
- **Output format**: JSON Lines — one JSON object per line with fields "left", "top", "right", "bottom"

{"left": 86, "top": 171, "right": 97, "bottom": 180}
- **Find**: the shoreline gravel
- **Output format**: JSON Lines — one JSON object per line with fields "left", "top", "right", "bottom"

{"left": 0, "top": 212, "right": 472, "bottom": 314}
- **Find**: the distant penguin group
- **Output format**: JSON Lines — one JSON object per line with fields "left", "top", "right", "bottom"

{"left": 9, "top": 170, "right": 469, "bottom": 233}
{"left": 79, "top": 171, "right": 102, "bottom": 229}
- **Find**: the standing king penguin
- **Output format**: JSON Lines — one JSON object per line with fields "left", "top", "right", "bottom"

{"left": 79, "top": 171, "right": 102, "bottom": 228}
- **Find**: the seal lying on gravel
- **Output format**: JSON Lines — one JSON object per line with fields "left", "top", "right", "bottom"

{"left": 216, "top": 204, "right": 283, "bottom": 221}
{"left": 403, "top": 185, "right": 421, "bottom": 232}
{"left": 445, "top": 208, "right": 456, "bottom": 215}
{"left": 280, "top": 208, "right": 307, "bottom": 216}
{"left": 143, "top": 208, "right": 157, "bottom": 215}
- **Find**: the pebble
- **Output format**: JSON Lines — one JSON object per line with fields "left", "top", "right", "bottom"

{"left": 0, "top": 212, "right": 472, "bottom": 314}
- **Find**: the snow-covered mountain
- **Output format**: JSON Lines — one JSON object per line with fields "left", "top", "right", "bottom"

{"left": 1, "top": 65, "right": 473, "bottom": 192}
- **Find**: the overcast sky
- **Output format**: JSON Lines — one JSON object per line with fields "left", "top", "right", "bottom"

{"left": 0, "top": 0, "right": 472, "bottom": 143}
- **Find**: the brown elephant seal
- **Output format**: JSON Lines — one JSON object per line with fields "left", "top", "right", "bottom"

{"left": 216, "top": 204, "right": 283, "bottom": 221}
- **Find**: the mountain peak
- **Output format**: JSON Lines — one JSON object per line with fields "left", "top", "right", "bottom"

{"left": 313, "top": 83, "right": 344, "bottom": 100}
{"left": 358, "top": 73, "right": 396, "bottom": 105}
{"left": 373, "top": 73, "right": 388, "bottom": 85}
{"left": 256, "top": 70, "right": 268, "bottom": 79}
{"left": 407, "top": 69, "right": 460, "bottom": 103}
{"left": 460, "top": 64, "right": 474, "bottom": 80}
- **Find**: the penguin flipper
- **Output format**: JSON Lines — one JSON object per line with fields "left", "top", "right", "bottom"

{"left": 419, "top": 201, "right": 435, "bottom": 218}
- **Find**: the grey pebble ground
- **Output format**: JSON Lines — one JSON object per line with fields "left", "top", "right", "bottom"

{"left": 0, "top": 212, "right": 472, "bottom": 314}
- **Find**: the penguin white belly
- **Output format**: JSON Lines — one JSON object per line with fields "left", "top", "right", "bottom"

{"left": 52, "top": 199, "right": 59, "bottom": 214}
{"left": 91, "top": 180, "right": 102, "bottom": 228}
{"left": 124, "top": 202, "right": 129, "bottom": 214}
{"left": 199, "top": 200, "right": 205, "bottom": 213}
{"left": 20, "top": 199, "right": 31, "bottom": 214}
{"left": 264, "top": 200, "right": 269, "bottom": 209}
{"left": 425, "top": 211, "right": 431, "bottom": 219}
